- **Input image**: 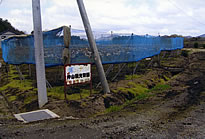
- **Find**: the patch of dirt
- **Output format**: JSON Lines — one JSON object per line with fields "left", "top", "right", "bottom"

{"left": 0, "top": 50, "right": 205, "bottom": 138}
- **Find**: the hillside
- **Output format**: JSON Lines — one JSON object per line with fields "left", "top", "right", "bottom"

{"left": 198, "top": 34, "right": 205, "bottom": 38}
{"left": 0, "top": 18, "right": 24, "bottom": 34}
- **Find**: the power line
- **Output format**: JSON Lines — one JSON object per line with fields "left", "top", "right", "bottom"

{"left": 167, "top": 0, "right": 205, "bottom": 26}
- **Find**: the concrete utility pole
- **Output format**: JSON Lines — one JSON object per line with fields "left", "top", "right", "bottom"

{"left": 32, "top": 0, "right": 48, "bottom": 108}
{"left": 77, "top": 0, "right": 110, "bottom": 93}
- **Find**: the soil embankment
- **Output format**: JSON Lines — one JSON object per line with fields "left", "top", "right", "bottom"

{"left": 0, "top": 50, "right": 205, "bottom": 138}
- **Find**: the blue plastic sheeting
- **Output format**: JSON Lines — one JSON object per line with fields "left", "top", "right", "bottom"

{"left": 1, "top": 27, "right": 184, "bottom": 67}
{"left": 70, "top": 35, "right": 184, "bottom": 64}
{"left": 1, "top": 27, "right": 64, "bottom": 67}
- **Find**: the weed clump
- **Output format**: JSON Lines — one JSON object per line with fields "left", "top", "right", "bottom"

{"left": 105, "top": 105, "right": 123, "bottom": 113}
{"left": 48, "top": 87, "right": 91, "bottom": 100}
{"left": 181, "top": 50, "right": 189, "bottom": 57}
{"left": 149, "top": 84, "right": 171, "bottom": 93}
{"left": 119, "top": 82, "right": 148, "bottom": 96}
{"left": 125, "top": 74, "right": 142, "bottom": 80}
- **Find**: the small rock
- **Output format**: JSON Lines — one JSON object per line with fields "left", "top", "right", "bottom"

{"left": 65, "top": 116, "right": 79, "bottom": 120}
{"left": 194, "top": 81, "right": 199, "bottom": 85}
{"left": 161, "top": 122, "right": 165, "bottom": 124}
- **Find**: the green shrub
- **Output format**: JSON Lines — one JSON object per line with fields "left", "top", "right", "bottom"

{"left": 194, "top": 42, "right": 199, "bottom": 48}
{"left": 203, "top": 44, "right": 205, "bottom": 49}
{"left": 181, "top": 50, "right": 189, "bottom": 57}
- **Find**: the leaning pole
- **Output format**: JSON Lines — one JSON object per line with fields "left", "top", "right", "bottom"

{"left": 32, "top": 0, "right": 48, "bottom": 108}
{"left": 77, "top": 0, "right": 110, "bottom": 93}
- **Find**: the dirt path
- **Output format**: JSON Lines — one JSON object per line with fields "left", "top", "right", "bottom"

{"left": 183, "top": 48, "right": 205, "bottom": 52}
{"left": 0, "top": 92, "right": 204, "bottom": 139}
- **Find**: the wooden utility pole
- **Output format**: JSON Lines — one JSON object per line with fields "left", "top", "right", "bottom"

{"left": 32, "top": 0, "right": 48, "bottom": 108}
{"left": 77, "top": 0, "right": 110, "bottom": 93}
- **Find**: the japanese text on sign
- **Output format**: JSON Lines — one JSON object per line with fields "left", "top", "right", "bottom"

{"left": 65, "top": 64, "right": 91, "bottom": 85}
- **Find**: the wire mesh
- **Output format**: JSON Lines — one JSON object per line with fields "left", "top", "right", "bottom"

{"left": 1, "top": 26, "right": 184, "bottom": 67}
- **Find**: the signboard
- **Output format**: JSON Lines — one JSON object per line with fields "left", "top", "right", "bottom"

{"left": 64, "top": 63, "right": 91, "bottom": 86}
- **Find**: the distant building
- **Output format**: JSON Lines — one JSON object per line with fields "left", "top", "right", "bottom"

{"left": 0, "top": 30, "right": 20, "bottom": 48}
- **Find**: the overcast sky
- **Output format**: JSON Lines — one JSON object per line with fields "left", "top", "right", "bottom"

{"left": 0, "top": 0, "right": 205, "bottom": 36}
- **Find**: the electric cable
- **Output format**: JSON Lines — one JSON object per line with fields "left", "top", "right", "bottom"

{"left": 167, "top": 0, "right": 205, "bottom": 26}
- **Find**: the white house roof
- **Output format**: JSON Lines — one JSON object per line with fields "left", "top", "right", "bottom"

{"left": 0, "top": 30, "right": 21, "bottom": 36}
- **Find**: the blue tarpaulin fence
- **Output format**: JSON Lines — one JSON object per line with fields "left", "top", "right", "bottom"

{"left": 1, "top": 26, "right": 184, "bottom": 67}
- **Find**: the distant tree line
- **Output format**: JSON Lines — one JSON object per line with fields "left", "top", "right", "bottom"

{"left": 0, "top": 18, "right": 24, "bottom": 34}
